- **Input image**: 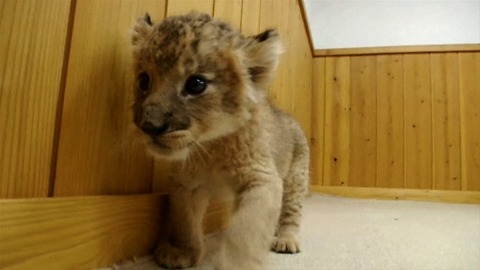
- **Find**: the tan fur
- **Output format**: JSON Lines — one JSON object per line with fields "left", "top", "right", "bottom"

{"left": 131, "top": 12, "right": 309, "bottom": 269}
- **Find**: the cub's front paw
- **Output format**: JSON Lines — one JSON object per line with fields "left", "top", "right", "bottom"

{"left": 271, "top": 235, "right": 300, "bottom": 254}
{"left": 155, "top": 242, "right": 203, "bottom": 269}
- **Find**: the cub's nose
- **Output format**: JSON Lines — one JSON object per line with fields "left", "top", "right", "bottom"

{"left": 140, "top": 121, "right": 169, "bottom": 136}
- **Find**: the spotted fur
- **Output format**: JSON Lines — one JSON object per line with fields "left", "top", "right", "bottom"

{"left": 131, "top": 11, "right": 309, "bottom": 269}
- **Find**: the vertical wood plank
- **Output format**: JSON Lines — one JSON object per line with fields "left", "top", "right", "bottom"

{"left": 258, "top": 0, "right": 289, "bottom": 112}
{"left": 349, "top": 56, "right": 377, "bottom": 187}
{"left": 288, "top": 0, "right": 312, "bottom": 140}
{"left": 311, "top": 57, "right": 326, "bottom": 185}
{"left": 166, "top": 0, "right": 214, "bottom": 16}
{"left": 213, "top": 0, "right": 242, "bottom": 28}
{"left": 240, "top": 0, "right": 261, "bottom": 35}
{"left": 404, "top": 54, "right": 433, "bottom": 189}
{"left": 459, "top": 52, "right": 480, "bottom": 191}
{"left": 0, "top": 0, "right": 71, "bottom": 198}
{"left": 281, "top": 0, "right": 298, "bottom": 116}
{"left": 323, "top": 56, "right": 351, "bottom": 186}
{"left": 54, "top": 0, "right": 166, "bottom": 196}
{"left": 376, "top": 55, "right": 405, "bottom": 188}
{"left": 431, "top": 53, "right": 461, "bottom": 190}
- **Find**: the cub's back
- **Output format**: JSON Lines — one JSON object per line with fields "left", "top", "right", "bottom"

{"left": 267, "top": 103, "right": 308, "bottom": 179}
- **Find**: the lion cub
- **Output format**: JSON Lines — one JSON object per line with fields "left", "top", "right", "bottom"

{"left": 131, "top": 12, "right": 309, "bottom": 270}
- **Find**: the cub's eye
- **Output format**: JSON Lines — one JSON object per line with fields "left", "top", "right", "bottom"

{"left": 183, "top": 75, "right": 208, "bottom": 96}
{"left": 138, "top": 72, "right": 150, "bottom": 92}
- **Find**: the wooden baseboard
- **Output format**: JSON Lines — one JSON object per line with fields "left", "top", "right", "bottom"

{"left": 0, "top": 193, "right": 233, "bottom": 270}
{"left": 310, "top": 185, "right": 480, "bottom": 204}
{"left": 204, "top": 200, "right": 234, "bottom": 234}
{"left": 0, "top": 194, "right": 168, "bottom": 269}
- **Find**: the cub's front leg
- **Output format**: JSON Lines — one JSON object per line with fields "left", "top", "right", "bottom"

{"left": 155, "top": 182, "right": 209, "bottom": 269}
{"left": 218, "top": 169, "right": 283, "bottom": 270}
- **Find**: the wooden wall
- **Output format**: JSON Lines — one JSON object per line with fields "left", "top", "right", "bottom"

{"left": 311, "top": 52, "right": 480, "bottom": 193}
{"left": 0, "top": 0, "right": 311, "bottom": 199}
{"left": 0, "top": 0, "right": 311, "bottom": 268}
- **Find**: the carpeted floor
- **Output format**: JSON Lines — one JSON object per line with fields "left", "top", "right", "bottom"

{"left": 108, "top": 195, "right": 480, "bottom": 270}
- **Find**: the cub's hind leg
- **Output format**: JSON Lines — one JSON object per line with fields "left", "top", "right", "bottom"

{"left": 272, "top": 141, "right": 309, "bottom": 254}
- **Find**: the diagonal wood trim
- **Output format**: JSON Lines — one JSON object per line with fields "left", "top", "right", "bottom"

{"left": 310, "top": 185, "right": 480, "bottom": 204}
{"left": 314, "top": 44, "right": 480, "bottom": 57}
{"left": 297, "top": 0, "right": 315, "bottom": 55}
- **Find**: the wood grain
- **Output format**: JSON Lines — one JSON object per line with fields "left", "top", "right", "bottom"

{"left": 240, "top": 0, "right": 261, "bottom": 36}
{"left": 0, "top": 0, "right": 72, "bottom": 198}
{"left": 349, "top": 56, "right": 377, "bottom": 187}
{"left": 259, "top": 0, "right": 289, "bottom": 112}
{"left": 404, "top": 54, "right": 432, "bottom": 189}
{"left": 313, "top": 49, "right": 479, "bottom": 192}
{"left": 376, "top": 55, "right": 404, "bottom": 188}
{"left": 296, "top": 0, "right": 314, "bottom": 54}
{"left": 288, "top": 0, "right": 313, "bottom": 140}
{"left": 376, "top": 54, "right": 405, "bottom": 188}
{"left": 203, "top": 200, "right": 234, "bottom": 233}
{"left": 323, "top": 56, "right": 351, "bottom": 186}
{"left": 431, "top": 53, "right": 461, "bottom": 190}
{"left": 213, "top": 0, "right": 242, "bottom": 28}
{"left": 54, "top": 0, "right": 166, "bottom": 196}
{"left": 166, "top": 0, "right": 214, "bottom": 16}
{"left": 311, "top": 58, "right": 326, "bottom": 185}
{"left": 459, "top": 52, "right": 480, "bottom": 191}
{"left": 0, "top": 194, "right": 167, "bottom": 269}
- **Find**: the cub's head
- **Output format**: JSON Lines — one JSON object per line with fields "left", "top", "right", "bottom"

{"left": 131, "top": 12, "right": 282, "bottom": 160}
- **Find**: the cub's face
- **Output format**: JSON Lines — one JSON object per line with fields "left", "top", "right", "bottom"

{"left": 131, "top": 12, "right": 282, "bottom": 160}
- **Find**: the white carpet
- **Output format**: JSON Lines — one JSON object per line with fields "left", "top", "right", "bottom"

{"left": 110, "top": 195, "right": 480, "bottom": 270}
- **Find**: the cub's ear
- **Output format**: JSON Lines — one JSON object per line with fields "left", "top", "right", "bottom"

{"left": 243, "top": 29, "right": 284, "bottom": 90}
{"left": 132, "top": 13, "right": 153, "bottom": 45}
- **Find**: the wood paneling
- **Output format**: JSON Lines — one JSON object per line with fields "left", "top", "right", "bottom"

{"left": 312, "top": 49, "right": 480, "bottom": 192}
{"left": 0, "top": 0, "right": 72, "bottom": 198}
{"left": 323, "top": 57, "right": 350, "bottom": 186}
{"left": 259, "top": 0, "right": 290, "bottom": 113}
{"left": 459, "top": 52, "right": 480, "bottom": 191}
{"left": 0, "top": 194, "right": 167, "bottom": 269}
{"left": 166, "top": 0, "right": 214, "bottom": 16}
{"left": 376, "top": 55, "right": 404, "bottom": 188}
{"left": 213, "top": 0, "right": 242, "bottom": 28}
{"left": 311, "top": 58, "right": 326, "bottom": 185}
{"left": 431, "top": 53, "right": 461, "bottom": 190}
{"left": 240, "top": 0, "right": 261, "bottom": 36}
{"left": 404, "top": 54, "right": 432, "bottom": 189}
{"left": 288, "top": 0, "right": 313, "bottom": 140}
{"left": 349, "top": 56, "right": 377, "bottom": 187}
{"left": 0, "top": 0, "right": 312, "bottom": 198}
{"left": 53, "top": 0, "right": 166, "bottom": 196}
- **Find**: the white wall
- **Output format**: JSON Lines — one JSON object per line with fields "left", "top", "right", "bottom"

{"left": 304, "top": 0, "right": 480, "bottom": 50}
